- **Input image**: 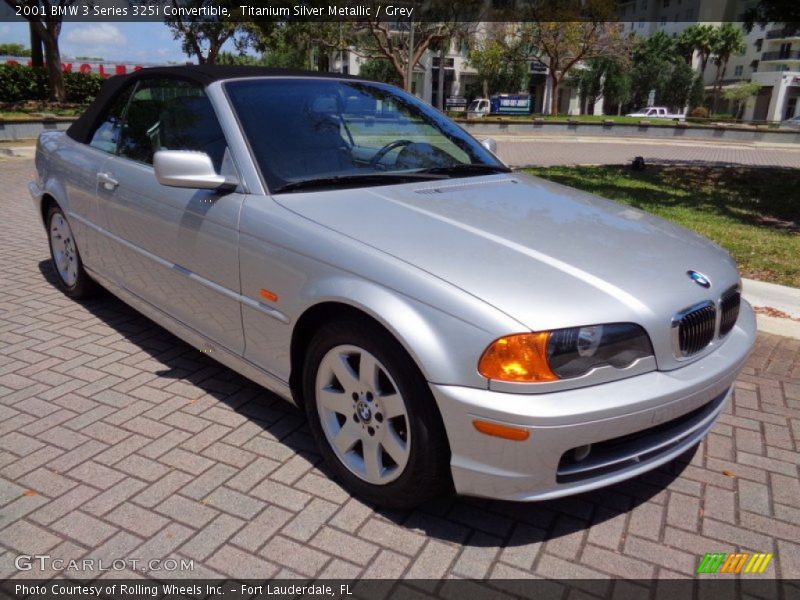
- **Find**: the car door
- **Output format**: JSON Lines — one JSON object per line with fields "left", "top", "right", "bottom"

{"left": 94, "top": 77, "right": 245, "bottom": 354}
{"left": 56, "top": 86, "right": 136, "bottom": 270}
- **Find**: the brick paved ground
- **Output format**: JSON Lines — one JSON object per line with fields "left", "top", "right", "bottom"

{"left": 1, "top": 157, "right": 799, "bottom": 582}
{"left": 495, "top": 138, "right": 800, "bottom": 168}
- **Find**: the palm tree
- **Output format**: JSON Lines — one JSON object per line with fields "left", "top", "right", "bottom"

{"left": 677, "top": 24, "right": 716, "bottom": 77}
{"left": 711, "top": 23, "right": 746, "bottom": 114}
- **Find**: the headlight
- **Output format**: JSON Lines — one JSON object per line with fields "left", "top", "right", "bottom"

{"left": 478, "top": 323, "right": 653, "bottom": 383}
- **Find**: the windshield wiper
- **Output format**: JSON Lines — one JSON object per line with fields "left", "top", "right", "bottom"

{"left": 418, "top": 164, "right": 512, "bottom": 176}
{"left": 272, "top": 172, "right": 446, "bottom": 194}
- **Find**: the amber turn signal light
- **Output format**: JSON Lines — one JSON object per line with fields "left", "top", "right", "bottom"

{"left": 478, "top": 332, "right": 558, "bottom": 382}
{"left": 473, "top": 420, "right": 530, "bottom": 441}
{"left": 259, "top": 288, "right": 278, "bottom": 302}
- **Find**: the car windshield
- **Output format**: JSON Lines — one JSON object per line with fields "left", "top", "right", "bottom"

{"left": 467, "top": 100, "right": 483, "bottom": 111}
{"left": 224, "top": 78, "right": 507, "bottom": 193}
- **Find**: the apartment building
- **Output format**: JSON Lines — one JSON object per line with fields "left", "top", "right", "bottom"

{"left": 619, "top": 0, "right": 799, "bottom": 121}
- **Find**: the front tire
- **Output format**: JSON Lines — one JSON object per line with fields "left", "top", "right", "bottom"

{"left": 303, "top": 319, "right": 452, "bottom": 508}
{"left": 46, "top": 205, "right": 98, "bottom": 299}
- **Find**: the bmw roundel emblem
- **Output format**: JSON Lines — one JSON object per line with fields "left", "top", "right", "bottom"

{"left": 687, "top": 270, "right": 711, "bottom": 288}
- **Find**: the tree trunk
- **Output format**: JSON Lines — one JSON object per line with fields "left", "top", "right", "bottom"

{"left": 41, "top": 32, "right": 65, "bottom": 103}
{"left": 206, "top": 40, "right": 223, "bottom": 65}
{"left": 549, "top": 72, "right": 559, "bottom": 116}
{"left": 398, "top": 70, "right": 409, "bottom": 92}
{"left": 30, "top": 23, "right": 44, "bottom": 68}
{"left": 712, "top": 62, "right": 724, "bottom": 114}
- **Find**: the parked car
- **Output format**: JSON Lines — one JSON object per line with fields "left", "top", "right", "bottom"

{"left": 780, "top": 115, "right": 800, "bottom": 129}
{"left": 467, "top": 97, "right": 491, "bottom": 118}
{"left": 31, "top": 66, "right": 755, "bottom": 507}
{"left": 626, "top": 106, "right": 686, "bottom": 121}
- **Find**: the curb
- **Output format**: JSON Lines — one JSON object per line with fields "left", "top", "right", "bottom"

{"left": 742, "top": 278, "right": 800, "bottom": 341}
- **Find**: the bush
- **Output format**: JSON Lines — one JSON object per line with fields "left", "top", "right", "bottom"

{"left": 0, "top": 64, "right": 48, "bottom": 102}
{"left": 689, "top": 106, "right": 709, "bottom": 119}
{"left": 0, "top": 63, "right": 102, "bottom": 105}
{"left": 64, "top": 70, "right": 103, "bottom": 103}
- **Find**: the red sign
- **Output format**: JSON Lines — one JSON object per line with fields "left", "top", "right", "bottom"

{"left": 3, "top": 58, "right": 147, "bottom": 77}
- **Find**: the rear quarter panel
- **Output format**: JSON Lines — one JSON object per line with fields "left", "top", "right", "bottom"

{"left": 34, "top": 131, "right": 108, "bottom": 268}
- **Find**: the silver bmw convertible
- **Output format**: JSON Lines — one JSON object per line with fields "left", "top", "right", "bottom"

{"left": 30, "top": 66, "right": 756, "bottom": 508}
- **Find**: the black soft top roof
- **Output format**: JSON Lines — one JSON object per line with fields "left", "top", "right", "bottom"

{"left": 66, "top": 65, "right": 365, "bottom": 144}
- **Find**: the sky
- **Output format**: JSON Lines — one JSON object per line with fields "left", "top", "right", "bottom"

{"left": 0, "top": 21, "right": 235, "bottom": 63}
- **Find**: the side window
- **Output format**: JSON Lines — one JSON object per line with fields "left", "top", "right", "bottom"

{"left": 89, "top": 86, "right": 134, "bottom": 153}
{"left": 117, "top": 78, "right": 227, "bottom": 170}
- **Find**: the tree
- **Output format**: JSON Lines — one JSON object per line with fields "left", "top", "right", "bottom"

{"left": 629, "top": 32, "right": 674, "bottom": 109}
{"left": 2, "top": 0, "right": 72, "bottom": 102}
{"left": 359, "top": 57, "right": 403, "bottom": 86}
{"left": 246, "top": 22, "right": 345, "bottom": 72}
{"left": 216, "top": 52, "right": 267, "bottom": 66}
{"left": 164, "top": 0, "right": 247, "bottom": 64}
{"left": 658, "top": 60, "right": 696, "bottom": 112}
{"left": 723, "top": 80, "right": 760, "bottom": 120}
{"left": 601, "top": 58, "right": 632, "bottom": 115}
{"left": 626, "top": 31, "right": 696, "bottom": 113}
{"left": 677, "top": 24, "right": 716, "bottom": 77}
{"left": 519, "top": 0, "right": 631, "bottom": 115}
{"left": 353, "top": 1, "right": 481, "bottom": 92}
{"left": 0, "top": 43, "right": 31, "bottom": 56}
{"left": 742, "top": 1, "right": 800, "bottom": 35}
{"left": 688, "top": 74, "right": 705, "bottom": 110}
{"left": 710, "top": 23, "right": 746, "bottom": 114}
{"left": 467, "top": 26, "right": 529, "bottom": 98}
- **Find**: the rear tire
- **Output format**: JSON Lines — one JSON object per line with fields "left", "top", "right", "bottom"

{"left": 303, "top": 318, "right": 452, "bottom": 508}
{"left": 46, "top": 205, "right": 98, "bottom": 299}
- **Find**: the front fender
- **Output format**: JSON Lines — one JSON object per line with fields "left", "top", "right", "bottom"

{"left": 238, "top": 194, "right": 526, "bottom": 392}
{"left": 295, "top": 275, "right": 496, "bottom": 389}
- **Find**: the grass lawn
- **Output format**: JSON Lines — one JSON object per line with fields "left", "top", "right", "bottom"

{"left": 0, "top": 107, "right": 84, "bottom": 120}
{"left": 524, "top": 165, "right": 800, "bottom": 288}
{"left": 456, "top": 114, "right": 674, "bottom": 125}
{"left": 453, "top": 114, "right": 779, "bottom": 128}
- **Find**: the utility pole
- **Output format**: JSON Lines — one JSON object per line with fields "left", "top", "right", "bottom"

{"left": 437, "top": 42, "right": 446, "bottom": 110}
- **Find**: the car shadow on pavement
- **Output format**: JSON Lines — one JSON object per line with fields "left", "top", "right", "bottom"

{"left": 38, "top": 259, "right": 696, "bottom": 550}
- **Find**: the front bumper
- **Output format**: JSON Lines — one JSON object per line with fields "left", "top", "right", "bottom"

{"left": 432, "top": 302, "right": 756, "bottom": 501}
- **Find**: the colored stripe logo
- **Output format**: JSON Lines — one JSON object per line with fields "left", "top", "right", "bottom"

{"left": 696, "top": 552, "right": 773, "bottom": 574}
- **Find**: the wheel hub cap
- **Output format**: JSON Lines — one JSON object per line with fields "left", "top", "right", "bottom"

{"left": 356, "top": 400, "right": 372, "bottom": 423}
{"left": 315, "top": 345, "right": 410, "bottom": 485}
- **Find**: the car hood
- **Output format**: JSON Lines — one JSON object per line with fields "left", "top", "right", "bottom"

{"left": 274, "top": 173, "right": 739, "bottom": 365}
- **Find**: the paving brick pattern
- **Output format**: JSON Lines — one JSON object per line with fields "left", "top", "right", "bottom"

{"left": 496, "top": 138, "right": 800, "bottom": 168}
{"left": 1, "top": 158, "right": 799, "bottom": 580}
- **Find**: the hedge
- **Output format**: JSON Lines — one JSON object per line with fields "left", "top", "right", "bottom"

{"left": 0, "top": 64, "right": 103, "bottom": 104}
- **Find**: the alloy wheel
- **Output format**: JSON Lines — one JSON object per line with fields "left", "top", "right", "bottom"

{"left": 315, "top": 344, "right": 411, "bottom": 484}
{"left": 49, "top": 213, "right": 78, "bottom": 287}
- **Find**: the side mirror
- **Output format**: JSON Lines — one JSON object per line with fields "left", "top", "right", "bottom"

{"left": 153, "top": 150, "right": 236, "bottom": 191}
{"left": 481, "top": 138, "right": 498, "bottom": 154}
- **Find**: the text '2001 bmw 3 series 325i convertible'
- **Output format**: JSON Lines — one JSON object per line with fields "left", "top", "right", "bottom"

{"left": 30, "top": 66, "right": 756, "bottom": 508}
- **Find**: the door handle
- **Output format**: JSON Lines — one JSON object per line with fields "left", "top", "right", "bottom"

{"left": 97, "top": 172, "right": 119, "bottom": 190}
